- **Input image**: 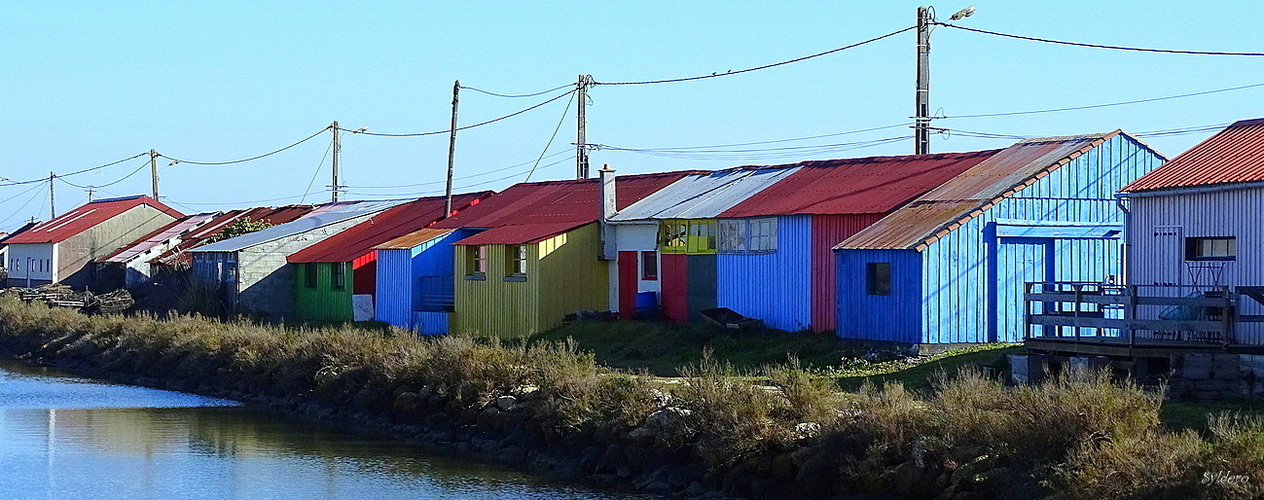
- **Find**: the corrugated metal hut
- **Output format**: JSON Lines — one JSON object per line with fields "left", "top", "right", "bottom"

{"left": 147, "top": 205, "right": 316, "bottom": 272}
{"left": 713, "top": 151, "right": 1002, "bottom": 331}
{"left": 836, "top": 131, "right": 1165, "bottom": 345}
{"left": 285, "top": 192, "right": 490, "bottom": 323}
{"left": 608, "top": 166, "right": 801, "bottom": 322}
{"left": 373, "top": 228, "right": 479, "bottom": 334}
{"left": 189, "top": 200, "right": 404, "bottom": 319}
{"left": 430, "top": 170, "right": 696, "bottom": 338}
{"left": 5, "top": 195, "right": 182, "bottom": 288}
{"left": 1120, "top": 118, "right": 1264, "bottom": 345}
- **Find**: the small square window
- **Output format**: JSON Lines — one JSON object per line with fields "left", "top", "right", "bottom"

{"left": 468, "top": 246, "right": 487, "bottom": 276}
{"left": 305, "top": 262, "right": 318, "bottom": 288}
{"left": 866, "top": 262, "right": 892, "bottom": 296}
{"left": 1186, "top": 237, "right": 1236, "bottom": 261}
{"left": 641, "top": 251, "right": 658, "bottom": 280}
{"left": 507, "top": 245, "right": 528, "bottom": 276}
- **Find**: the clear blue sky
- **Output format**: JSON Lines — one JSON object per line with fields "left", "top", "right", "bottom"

{"left": 1, "top": 1, "right": 1261, "bottom": 232}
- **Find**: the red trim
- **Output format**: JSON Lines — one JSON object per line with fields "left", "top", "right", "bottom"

{"left": 618, "top": 251, "right": 639, "bottom": 320}
{"left": 661, "top": 254, "right": 689, "bottom": 323}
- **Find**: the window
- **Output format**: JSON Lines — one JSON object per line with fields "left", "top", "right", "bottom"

{"left": 1186, "top": 237, "right": 1236, "bottom": 261}
{"left": 748, "top": 218, "right": 778, "bottom": 253}
{"left": 659, "top": 220, "right": 688, "bottom": 253}
{"left": 467, "top": 246, "right": 487, "bottom": 277}
{"left": 687, "top": 221, "right": 717, "bottom": 254}
{"left": 332, "top": 263, "right": 346, "bottom": 290}
{"left": 641, "top": 251, "right": 658, "bottom": 280}
{"left": 718, "top": 219, "right": 747, "bottom": 253}
{"left": 866, "top": 262, "right": 892, "bottom": 295}
{"left": 507, "top": 245, "right": 528, "bottom": 276}
{"left": 305, "top": 262, "right": 318, "bottom": 288}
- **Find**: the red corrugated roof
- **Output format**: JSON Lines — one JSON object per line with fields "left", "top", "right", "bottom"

{"left": 97, "top": 213, "right": 218, "bottom": 263}
{"left": 452, "top": 222, "right": 588, "bottom": 246}
{"left": 431, "top": 171, "right": 701, "bottom": 244}
{"left": 287, "top": 192, "right": 492, "bottom": 263}
{"left": 1123, "top": 118, "right": 1264, "bottom": 192}
{"left": 5, "top": 195, "right": 183, "bottom": 244}
{"left": 150, "top": 205, "right": 317, "bottom": 266}
{"left": 718, "top": 151, "right": 1002, "bottom": 217}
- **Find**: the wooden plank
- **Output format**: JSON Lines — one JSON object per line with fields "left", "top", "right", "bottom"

{"left": 1023, "top": 293, "right": 1229, "bottom": 307}
{"left": 1029, "top": 314, "right": 1224, "bottom": 332}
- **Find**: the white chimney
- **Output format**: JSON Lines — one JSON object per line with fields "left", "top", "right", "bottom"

{"left": 599, "top": 164, "right": 617, "bottom": 260}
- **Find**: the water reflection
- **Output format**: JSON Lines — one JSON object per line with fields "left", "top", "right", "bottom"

{"left": 0, "top": 358, "right": 631, "bottom": 499}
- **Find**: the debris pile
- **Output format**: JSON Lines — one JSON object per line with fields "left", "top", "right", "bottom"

{"left": 1, "top": 284, "right": 134, "bottom": 314}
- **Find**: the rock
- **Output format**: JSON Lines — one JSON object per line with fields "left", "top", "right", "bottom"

{"left": 951, "top": 454, "right": 999, "bottom": 487}
{"left": 616, "top": 465, "right": 634, "bottom": 478}
{"left": 627, "top": 426, "right": 656, "bottom": 441}
{"left": 794, "top": 451, "right": 837, "bottom": 498}
{"left": 884, "top": 461, "right": 923, "bottom": 495}
{"left": 668, "top": 463, "right": 705, "bottom": 487}
{"left": 794, "top": 422, "right": 821, "bottom": 440}
{"left": 493, "top": 395, "right": 518, "bottom": 412}
{"left": 646, "top": 406, "right": 692, "bottom": 431}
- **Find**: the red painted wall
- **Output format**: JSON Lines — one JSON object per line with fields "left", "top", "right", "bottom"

{"left": 352, "top": 253, "right": 377, "bottom": 296}
{"left": 810, "top": 214, "right": 885, "bottom": 331}
{"left": 661, "top": 254, "right": 689, "bottom": 323}
{"left": 617, "top": 251, "right": 639, "bottom": 320}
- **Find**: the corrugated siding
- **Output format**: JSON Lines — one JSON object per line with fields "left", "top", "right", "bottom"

{"left": 811, "top": 214, "right": 885, "bottom": 331}
{"left": 920, "top": 134, "right": 1158, "bottom": 343}
{"left": 353, "top": 253, "right": 376, "bottom": 296}
{"left": 294, "top": 262, "right": 353, "bottom": 322}
{"left": 375, "top": 248, "right": 412, "bottom": 328}
{"left": 836, "top": 249, "right": 922, "bottom": 343}
{"left": 661, "top": 254, "right": 689, "bottom": 323}
{"left": 686, "top": 254, "right": 717, "bottom": 321}
{"left": 412, "top": 311, "right": 449, "bottom": 336}
{"left": 1128, "top": 187, "right": 1264, "bottom": 345}
{"left": 716, "top": 215, "right": 812, "bottom": 331}
{"left": 453, "top": 223, "right": 608, "bottom": 338}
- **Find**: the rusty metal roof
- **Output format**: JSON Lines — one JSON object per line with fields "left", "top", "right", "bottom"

{"left": 149, "top": 205, "right": 317, "bottom": 266}
{"left": 374, "top": 228, "right": 455, "bottom": 250}
{"left": 1123, "top": 118, "right": 1264, "bottom": 193}
{"left": 718, "top": 150, "right": 1003, "bottom": 217}
{"left": 98, "top": 213, "right": 219, "bottom": 263}
{"left": 838, "top": 132, "right": 1118, "bottom": 251}
{"left": 288, "top": 192, "right": 491, "bottom": 263}
{"left": 452, "top": 222, "right": 589, "bottom": 246}
{"left": 432, "top": 171, "right": 700, "bottom": 245}
{"left": 5, "top": 195, "right": 183, "bottom": 244}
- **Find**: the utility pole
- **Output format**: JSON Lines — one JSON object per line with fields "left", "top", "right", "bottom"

{"left": 914, "top": 6, "right": 932, "bottom": 155}
{"left": 149, "top": 149, "right": 159, "bottom": 200}
{"left": 48, "top": 172, "right": 55, "bottom": 218}
{"left": 444, "top": 80, "right": 460, "bottom": 218}
{"left": 87, "top": 187, "right": 94, "bottom": 202}
{"left": 330, "top": 120, "right": 342, "bottom": 202}
{"left": 576, "top": 74, "right": 593, "bottom": 179}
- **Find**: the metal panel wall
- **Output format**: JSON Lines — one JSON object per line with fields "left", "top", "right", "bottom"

{"left": 375, "top": 229, "right": 470, "bottom": 331}
{"left": 293, "top": 262, "right": 353, "bottom": 322}
{"left": 811, "top": 214, "right": 885, "bottom": 331}
{"left": 836, "top": 249, "right": 923, "bottom": 343}
{"left": 1128, "top": 187, "right": 1264, "bottom": 345}
{"left": 375, "top": 248, "right": 413, "bottom": 328}
{"left": 618, "top": 251, "right": 639, "bottom": 319}
{"left": 661, "top": 254, "right": 689, "bottom": 323}
{"left": 352, "top": 253, "right": 376, "bottom": 296}
{"left": 686, "top": 254, "right": 717, "bottom": 321}
{"left": 716, "top": 215, "right": 812, "bottom": 331}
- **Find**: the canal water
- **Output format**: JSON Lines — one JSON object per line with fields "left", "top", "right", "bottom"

{"left": 0, "top": 357, "right": 636, "bottom": 499}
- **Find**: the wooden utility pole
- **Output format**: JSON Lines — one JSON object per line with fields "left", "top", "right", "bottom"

{"left": 149, "top": 149, "right": 160, "bottom": 199}
{"left": 576, "top": 74, "right": 593, "bottom": 179}
{"left": 444, "top": 80, "right": 460, "bottom": 218}
{"left": 48, "top": 172, "right": 55, "bottom": 218}
{"left": 330, "top": 120, "right": 341, "bottom": 202}
{"left": 915, "top": 6, "right": 932, "bottom": 155}
{"left": 87, "top": 187, "right": 94, "bottom": 202}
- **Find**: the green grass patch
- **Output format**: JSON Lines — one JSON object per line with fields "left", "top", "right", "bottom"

{"left": 1162, "top": 399, "right": 1264, "bottom": 434}
{"left": 529, "top": 320, "right": 848, "bottom": 376}
{"left": 833, "top": 344, "right": 1019, "bottom": 392}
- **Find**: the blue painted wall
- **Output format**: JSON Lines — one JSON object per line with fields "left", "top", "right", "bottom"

{"left": 375, "top": 229, "right": 473, "bottom": 331}
{"left": 717, "top": 215, "right": 812, "bottom": 331}
{"left": 838, "top": 134, "right": 1163, "bottom": 344}
{"left": 837, "top": 249, "right": 922, "bottom": 343}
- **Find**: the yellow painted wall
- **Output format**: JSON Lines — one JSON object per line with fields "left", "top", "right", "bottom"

{"left": 452, "top": 223, "right": 610, "bottom": 338}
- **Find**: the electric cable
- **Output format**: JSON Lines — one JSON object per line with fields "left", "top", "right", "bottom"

{"left": 158, "top": 127, "right": 329, "bottom": 166}
{"left": 0, "top": 152, "right": 148, "bottom": 187}
{"left": 347, "top": 151, "right": 572, "bottom": 190}
{"left": 942, "top": 82, "right": 1264, "bottom": 119}
{"left": 300, "top": 141, "right": 335, "bottom": 204}
{"left": 594, "top": 26, "right": 914, "bottom": 86}
{"left": 55, "top": 159, "right": 151, "bottom": 189}
{"left": 526, "top": 90, "right": 577, "bottom": 182}
{"left": 0, "top": 183, "right": 49, "bottom": 228}
{"left": 460, "top": 83, "right": 575, "bottom": 98}
{"left": 337, "top": 89, "right": 577, "bottom": 137}
{"left": 936, "top": 22, "right": 1264, "bottom": 56}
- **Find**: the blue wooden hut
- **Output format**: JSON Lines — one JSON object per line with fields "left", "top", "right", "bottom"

{"left": 834, "top": 132, "right": 1165, "bottom": 345}
{"left": 373, "top": 228, "right": 478, "bottom": 334}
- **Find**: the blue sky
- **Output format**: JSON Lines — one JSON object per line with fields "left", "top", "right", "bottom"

{"left": 1, "top": 1, "right": 1262, "bottom": 231}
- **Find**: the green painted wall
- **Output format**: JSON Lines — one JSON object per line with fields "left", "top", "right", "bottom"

{"left": 452, "top": 223, "right": 610, "bottom": 338}
{"left": 294, "top": 261, "right": 353, "bottom": 322}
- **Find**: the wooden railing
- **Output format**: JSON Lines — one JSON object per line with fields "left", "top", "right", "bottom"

{"left": 1024, "top": 282, "right": 1237, "bottom": 347}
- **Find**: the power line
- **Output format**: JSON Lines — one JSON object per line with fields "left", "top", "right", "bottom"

{"left": 55, "top": 158, "right": 151, "bottom": 189}
{"left": 598, "top": 123, "right": 914, "bottom": 152}
{"left": 338, "top": 89, "right": 578, "bottom": 137}
{"left": 594, "top": 26, "right": 915, "bottom": 86}
{"left": 0, "top": 152, "right": 148, "bottom": 187}
{"left": 459, "top": 83, "right": 575, "bottom": 98}
{"left": 526, "top": 90, "right": 578, "bottom": 182}
{"left": 600, "top": 136, "right": 913, "bottom": 161}
{"left": 936, "top": 22, "right": 1264, "bottom": 57}
{"left": 0, "top": 183, "right": 48, "bottom": 229}
{"left": 942, "top": 81, "right": 1264, "bottom": 119}
{"left": 300, "top": 141, "right": 335, "bottom": 204}
{"left": 347, "top": 151, "right": 572, "bottom": 190}
{"left": 158, "top": 127, "right": 329, "bottom": 166}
